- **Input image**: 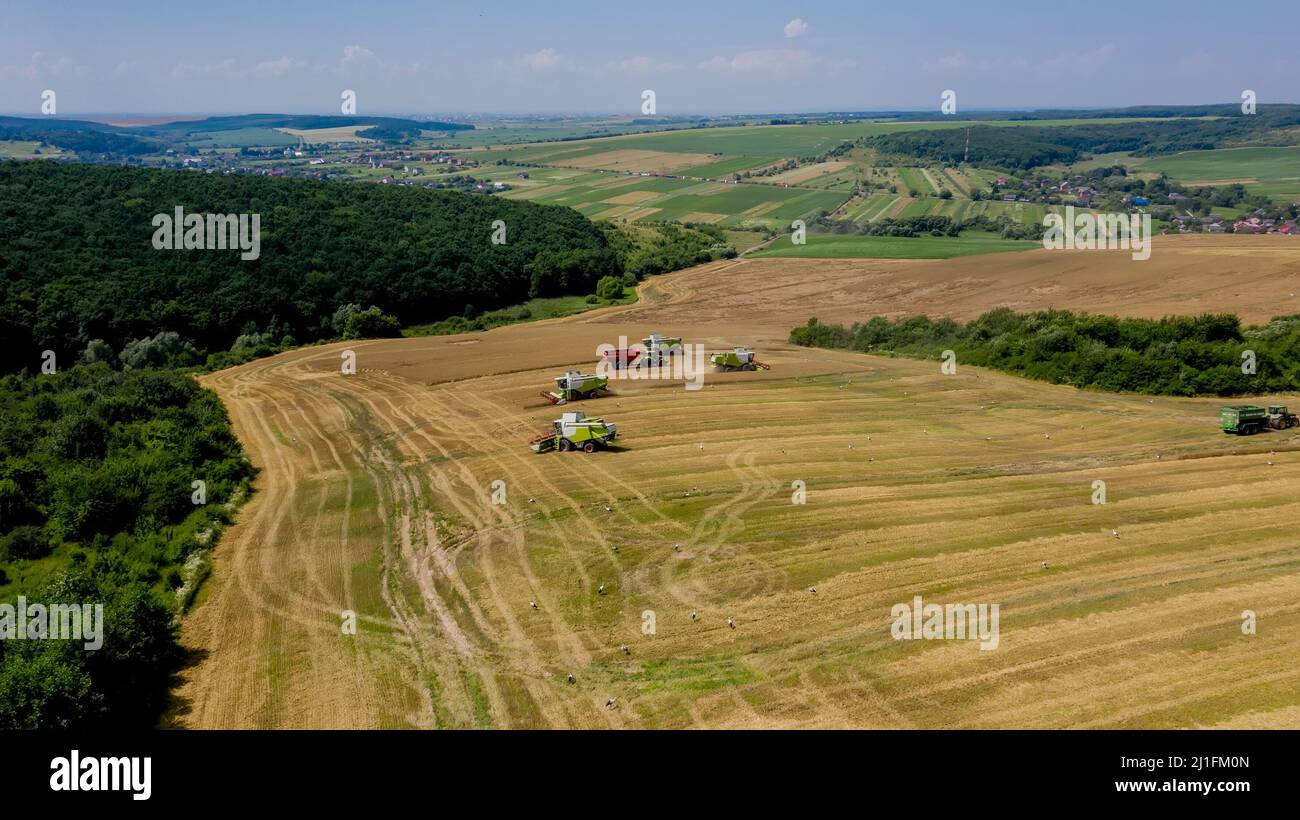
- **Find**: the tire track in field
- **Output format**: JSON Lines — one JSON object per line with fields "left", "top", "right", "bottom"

{"left": 377, "top": 379, "right": 630, "bottom": 726}
{"left": 663, "top": 444, "right": 785, "bottom": 607}
{"left": 322, "top": 378, "right": 548, "bottom": 727}
{"left": 324, "top": 373, "right": 598, "bottom": 727}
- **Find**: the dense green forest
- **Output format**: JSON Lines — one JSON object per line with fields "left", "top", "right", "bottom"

{"left": 0, "top": 161, "right": 633, "bottom": 373}
{"left": 0, "top": 365, "right": 252, "bottom": 727}
{"left": 791, "top": 310, "right": 1300, "bottom": 396}
{"left": 0, "top": 159, "right": 729, "bottom": 727}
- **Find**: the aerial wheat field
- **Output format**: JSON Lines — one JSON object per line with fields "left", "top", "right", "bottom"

{"left": 171, "top": 236, "right": 1300, "bottom": 729}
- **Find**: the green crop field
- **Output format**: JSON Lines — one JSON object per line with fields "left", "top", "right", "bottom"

{"left": 0, "top": 140, "right": 64, "bottom": 158}
{"left": 750, "top": 232, "right": 1038, "bottom": 259}
{"left": 678, "top": 156, "right": 779, "bottom": 177}
{"left": 1142, "top": 146, "right": 1300, "bottom": 202}
{"left": 464, "top": 164, "right": 849, "bottom": 228}
{"left": 179, "top": 127, "right": 299, "bottom": 147}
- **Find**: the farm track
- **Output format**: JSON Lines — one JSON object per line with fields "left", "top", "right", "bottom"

{"left": 176, "top": 235, "right": 1300, "bottom": 728}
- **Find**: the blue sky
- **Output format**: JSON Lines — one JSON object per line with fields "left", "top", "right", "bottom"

{"left": 2, "top": 0, "right": 1296, "bottom": 115}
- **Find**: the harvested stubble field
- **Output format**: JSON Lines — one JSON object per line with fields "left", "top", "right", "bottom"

{"left": 173, "top": 235, "right": 1300, "bottom": 728}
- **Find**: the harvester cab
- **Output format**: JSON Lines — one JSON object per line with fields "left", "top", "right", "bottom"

{"left": 541, "top": 370, "right": 609, "bottom": 405}
{"left": 529, "top": 410, "right": 619, "bottom": 453}
{"left": 1267, "top": 404, "right": 1298, "bottom": 429}
{"left": 710, "top": 346, "right": 770, "bottom": 372}
{"left": 639, "top": 333, "right": 683, "bottom": 367}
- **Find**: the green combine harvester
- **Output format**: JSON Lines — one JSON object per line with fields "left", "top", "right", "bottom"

{"left": 530, "top": 411, "right": 619, "bottom": 453}
{"left": 710, "top": 346, "right": 769, "bottom": 372}
{"left": 541, "top": 370, "right": 610, "bottom": 404}
{"left": 1220, "top": 404, "right": 1297, "bottom": 434}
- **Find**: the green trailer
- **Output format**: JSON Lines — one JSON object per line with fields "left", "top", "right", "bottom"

{"left": 1220, "top": 404, "right": 1268, "bottom": 435}
{"left": 541, "top": 370, "right": 609, "bottom": 405}
{"left": 530, "top": 411, "right": 619, "bottom": 453}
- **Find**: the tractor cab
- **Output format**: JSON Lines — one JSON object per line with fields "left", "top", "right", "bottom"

{"left": 1267, "top": 404, "right": 1298, "bottom": 429}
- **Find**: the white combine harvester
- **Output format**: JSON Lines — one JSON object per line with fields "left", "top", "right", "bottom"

{"left": 637, "top": 333, "right": 683, "bottom": 367}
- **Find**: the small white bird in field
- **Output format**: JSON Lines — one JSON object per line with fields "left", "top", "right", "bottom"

{"left": 1112, "top": 529, "right": 1119, "bottom": 538}
{"left": 529, "top": 600, "right": 537, "bottom": 610}
{"left": 567, "top": 673, "right": 575, "bottom": 684}
{"left": 621, "top": 645, "right": 630, "bottom": 655}
{"left": 598, "top": 583, "right": 606, "bottom": 595}
{"left": 691, "top": 610, "right": 698, "bottom": 622}
{"left": 606, "top": 697, "right": 617, "bottom": 708}
{"left": 727, "top": 617, "right": 735, "bottom": 629}
{"left": 808, "top": 586, "right": 817, "bottom": 594}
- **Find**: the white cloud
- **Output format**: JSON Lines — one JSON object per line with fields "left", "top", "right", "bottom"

{"left": 519, "top": 48, "right": 567, "bottom": 72}
{"left": 337, "top": 44, "right": 382, "bottom": 74}
{"left": 784, "top": 18, "right": 810, "bottom": 38}
{"left": 698, "top": 50, "right": 819, "bottom": 73}
{"left": 255, "top": 56, "right": 308, "bottom": 76}
{"left": 0, "top": 52, "right": 87, "bottom": 80}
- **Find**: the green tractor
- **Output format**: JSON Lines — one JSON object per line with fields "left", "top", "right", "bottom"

{"left": 1221, "top": 404, "right": 1298, "bottom": 434}
{"left": 530, "top": 411, "right": 618, "bottom": 453}
{"left": 710, "top": 347, "right": 769, "bottom": 372}
{"left": 541, "top": 370, "right": 610, "bottom": 405}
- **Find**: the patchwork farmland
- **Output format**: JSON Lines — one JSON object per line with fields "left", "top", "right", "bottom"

{"left": 451, "top": 118, "right": 1136, "bottom": 230}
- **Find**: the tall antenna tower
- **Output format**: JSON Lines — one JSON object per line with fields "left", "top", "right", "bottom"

{"left": 963, "top": 127, "right": 970, "bottom": 165}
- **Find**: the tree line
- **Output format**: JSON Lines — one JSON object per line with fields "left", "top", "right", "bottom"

{"left": 791, "top": 309, "right": 1300, "bottom": 396}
